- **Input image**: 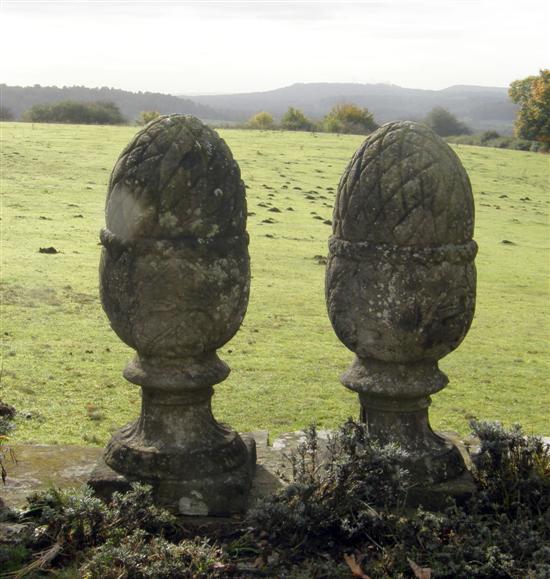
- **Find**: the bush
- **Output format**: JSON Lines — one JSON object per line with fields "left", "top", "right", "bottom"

{"left": 424, "top": 107, "right": 471, "bottom": 136}
{"left": 447, "top": 133, "right": 544, "bottom": 152}
{"left": 137, "top": 110, "right": 161, "bottom": 125}
{"left": 323, "top": 103, "right": 378, "bottom": 135}
{"left": 247, "top": 111, "right": 274, "bottom": 130}
{"left": 479, "top": 130, "right": 500, "bottom": 143}
{"left": 23, "top": 100, "right": 125, "bottom": 125}
{"left": 7, "top": 420, "right": 550, "bottom": 578}
{"left": 0, "top": 106, "right": 14, "bottom": 121}
{"left": 248, "top": 420, "right": 550, "bottom": 577}
{"left": 249, "top": 422, "right": 410, "bottom": 546}
{"left": 280, "top": 107, "right": 314, "bottom": 132}
{"left": 82, "top": 531, "right": 225, "bottom": 579}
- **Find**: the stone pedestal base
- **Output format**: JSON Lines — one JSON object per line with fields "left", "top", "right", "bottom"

{"left": 406, "top": 469, "right": 476, "bottom": 510}
{"left": 356, "top": 390, "right": 468, "bottom": 484}
{"left": 89, "top": 435, "right": 256, "bottom": 516}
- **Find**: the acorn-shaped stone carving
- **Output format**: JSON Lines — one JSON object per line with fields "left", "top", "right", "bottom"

{"left": 326, "top": 121, "right": 477, "bottom": 487}
{"left": 100, "top": 115, "right": 249, "bottom": 383}
{"left": 90, "top": 115, "right": 255, "bottom": 515}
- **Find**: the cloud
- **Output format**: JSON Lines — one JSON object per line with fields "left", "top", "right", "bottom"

{"left": 1, "top": 0, "right": 547, "bottom": 93}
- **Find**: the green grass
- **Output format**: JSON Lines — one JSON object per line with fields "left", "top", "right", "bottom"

{"left": 1, "top": 122, "right": 548, "bottom": 445}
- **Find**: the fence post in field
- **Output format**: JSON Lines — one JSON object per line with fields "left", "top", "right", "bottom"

{"left": 326, "top": 121, "right": 478, "bottom": 503}
{"left": 89, "top": 114, "right": 255, "bottom": 515}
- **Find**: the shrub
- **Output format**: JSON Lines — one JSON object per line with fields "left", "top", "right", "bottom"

{"left": 446, "top": 133, "right": 543, "bottom": 152}
{"left": 323, "top": 103, "right": 378, "bottom": 135}
{"left": 137, "top": 110, "right": 161, "bottom": 125}
{"left": 470, "top": 420, "right": 550, "bottom": 515}
{"left": 82, "top": 531, "right": 226, "bottom": 579}
{"left": 248, "top": 422, "right": 410, "bottom": 545}
{"left": 23, "top": 100, "right": 125, "bottom": 125}
{"left": 0, "top": 106, "right": 14, "bottom": 121}
{"left": 8, "top": 420, "right": 550, "bottom": 578}
{"left": 424, "top": 106, "right": 471, "bottom": 136}
{"left": 479, "top": 130, "right": 500, "bottom": 143}
{"left": 248, "top": 420, "right": 550, "bottom": 577}
{"left": 247, "top": 111, "right": 274, "bottom": 130}
{"left": 280, "top": 107, "right": 314, "bottom": 131}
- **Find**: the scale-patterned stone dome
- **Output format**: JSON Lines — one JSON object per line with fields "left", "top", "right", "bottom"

{"left": 106, "top": 114, "right": 246, "bottom": 240}
{"left": 333, "top": 121, "right": 474, "bottom": 246}
{"left": 327, "top": 121, "right": 477, "bottom": 367}
{"left": 100, "top": 115, "right": 250, "bottom": 362}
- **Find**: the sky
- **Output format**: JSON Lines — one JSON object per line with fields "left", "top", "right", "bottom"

{"left": 0, "top": 0, "right": 548, "bottom": 95}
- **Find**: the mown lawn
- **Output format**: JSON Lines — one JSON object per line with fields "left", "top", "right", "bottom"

{"left": 1, "top": 122, "right": 548, "bottom": 445}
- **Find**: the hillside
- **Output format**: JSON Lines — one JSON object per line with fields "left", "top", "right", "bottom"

{"left": 183, "top": 82, "right": 518, "bottom": 133}
{"left": 0, "top": 82, "right": 518, "bottom": 133}
{"left": 0, "top": 84, "right": 219, "bottom": 123}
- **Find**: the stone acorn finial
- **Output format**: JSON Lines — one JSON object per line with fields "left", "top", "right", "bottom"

{"left": 90, "top": 115, "right": 255, "bottom": 515}
{"left": 326, "top": 121, "right": 477, "bottom": 485}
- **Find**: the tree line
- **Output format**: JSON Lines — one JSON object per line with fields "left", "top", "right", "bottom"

{"left": 18, "top": 101, "right": 126, "bottom": 124}
{"left": 1, "top": 70, "right": 547, "bottom": 147}
{"left": 0, "top": 83, "right": 216, "bottom": 120}
{"left": 247, "top": 104, "right": 378, "bottom": 134}
{"left": 245, "top": 103, "right": 471, "bottom": 137}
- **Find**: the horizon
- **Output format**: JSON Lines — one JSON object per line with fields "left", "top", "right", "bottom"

{"left": 1, "top": 0, "right": 547, "bottom": 95}
{"left": 1, "top": 79, "right": 513, "bottom": 98}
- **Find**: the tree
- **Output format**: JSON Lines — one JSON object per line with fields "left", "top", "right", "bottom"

{"left": 137, "top": 110, "right": 161, "bottom": 125}
{"left": 509, "top": 69, "right": 550, "bottom": 144}
{"left": 423, "top": 107, "right": 471, "bottom": 136}
{"left": 22, "top": 100, "right": 125, "bottom": 125}
{"left": 281, "top": 107, "right": 314, "bottom": 131}
{"left": 247, "top": 111, "right": 274, "bottom": 130}
{"left": 323, "top": 103, "right": 378, "bottom": 135}
{"left": 0, "top": 106, "right": 14, "bottom": 121}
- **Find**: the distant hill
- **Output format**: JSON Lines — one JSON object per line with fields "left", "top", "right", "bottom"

{"left": 181, "top": 82, "right": 518, "bottom": 133}
{"left": 0, "top": 82, "right": 518, "bottom": 134}
{"left": 0, "top": 84, "right": 219, "bottom": 123}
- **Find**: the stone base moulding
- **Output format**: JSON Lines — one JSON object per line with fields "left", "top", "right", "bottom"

{"left": 89, "top": 434, "right": 256, "bottom": 516}
{"left": 3, "top": 429, "right": 490, "bottom": 517}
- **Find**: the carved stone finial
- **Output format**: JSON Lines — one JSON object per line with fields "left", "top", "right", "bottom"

{"left": 90, "top": 115, "right": 255, "bottom": 515}
{"left": 326, "top": 121, "right": 477, "bottom": 485}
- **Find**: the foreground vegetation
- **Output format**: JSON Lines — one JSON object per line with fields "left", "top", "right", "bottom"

{"left": 1, "top": 420, "right": 548, "bottom": 577}
{"left": 0, "top": 122, "right": 548, "bottom": 445}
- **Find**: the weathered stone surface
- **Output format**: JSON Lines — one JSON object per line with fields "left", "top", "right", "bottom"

{"left": 2, "top": 431, "right": 482, "bottom": 513}
{"left": 326, "top": 121, "right": 478, "bottom": 487}
{"left": 1, "top": 444, "right": 101, "bottom": 507}
{"left": 90, "top": 435, "right": 257, "bottom": 516}
{"left": 91, "top": 115, "right": 255, "bottom": 515}
{"left": 105, "top": 115, "right": 245, "bottom": 241}
{"left": 2, "top": 434, "right": 286, "bottom": 513}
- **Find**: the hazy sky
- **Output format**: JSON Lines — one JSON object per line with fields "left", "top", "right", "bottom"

{"left": 1, "top": 0, "right": 548, "bottom": 95}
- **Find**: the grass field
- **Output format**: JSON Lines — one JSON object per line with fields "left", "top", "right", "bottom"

{"left": 1, "top": 122, "right": 548, "bottom": 446}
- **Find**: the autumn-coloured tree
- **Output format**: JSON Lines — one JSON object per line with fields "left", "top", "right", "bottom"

{"left": 323, "top": 103, "right": 378, "bottom": 135}
{"left": 509, "top": 69, "right": 550, "bottom": 144}
{"left": 247, "top": 111, "right": 274, "bottom": 130}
